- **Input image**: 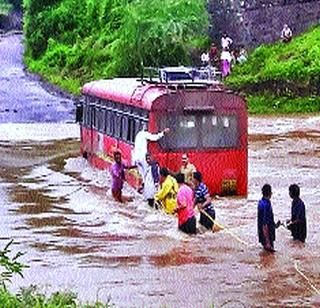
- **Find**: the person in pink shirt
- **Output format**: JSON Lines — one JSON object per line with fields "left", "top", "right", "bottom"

{"left": 175, "top": 173, "right": 196, "bottom": 234}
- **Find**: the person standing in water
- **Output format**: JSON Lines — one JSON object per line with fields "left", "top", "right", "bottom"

{"left": 132, "top": 124, "right": 169, "bottom": 188}
{"left": 110, "top": 149, "right": 136, "bottom": 203}
{"left": 193, "top": 171, "right": 216, "bottom": 231}
{"left": 179, "top": 153, "right": 196, "bottom": 187}
{"left": 286, "top": 184, "right": 307, "bottom": 243}
{"left": 142, "top": 153, "right": 160, "bottom": 208}
{"left": 175, "top": 173, "right": 196, "bottom": 235}
{"left": 257, "top": 184, "right": 280, "bottom": 252}
{"left": 155, "top": 168, "right": 178, "bottom": 214}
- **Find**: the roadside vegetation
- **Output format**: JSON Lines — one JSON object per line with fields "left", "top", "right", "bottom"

{"left": 0, "top": 0, "right": 21, "bottom": 15}
{"left": 0, "top": 240, "right": 110, "bottom": 307}
{"left": 0, "top": 1, "right": 12, "bottom": 15}
{"left": 24, "top": 0, "right": 209, "bottom": 94}
{"left": 227, "top": 25, "right": 320, "bottom": 114}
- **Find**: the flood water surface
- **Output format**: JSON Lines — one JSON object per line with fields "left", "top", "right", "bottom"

{"left": 0, "top": 118, "right": 319, "bottom": 308}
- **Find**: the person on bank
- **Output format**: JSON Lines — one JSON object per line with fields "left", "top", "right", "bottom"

{"left": 220, "top": 47, "right": 232, "bottom": 78}
{"left": 201, "top": 51, "right": 210, "bottom": 67}
{"left": 132, "top": 124, "right": 170, "bottom": 186}
{"left": 257, "top": 184, "right": 281, "bottom": 252}
{"left": 281, "top": 24, "right": 292, "bottom": 43}
{"left": 142, "top": 153, "right": 160, "bottom": 208}
{"left": 174, "top": 173, "right": 197, "bottom": 235}
{"left": 155, "top": 167, "right": 178, "bottom": 214}
{"left": 221, "top": 33, "right": 233, "bottom": 50}
{"left": 110, "top": 149, "right": 136, "bottom": 203}
{"left": 286, "top": 184, "right": 307, "bottom": 243}
{"left": 209, "top": 42, "right": 219, "bottom": 67}
{"left": 193, "top": 171, "right": 216, "bottom": 230}
{"left": 180, "top": 153, "right": 197, "bottom": 187}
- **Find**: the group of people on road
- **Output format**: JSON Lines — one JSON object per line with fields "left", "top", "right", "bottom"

{"left": 258, "top": 183, "right": 307, "bottom": 252}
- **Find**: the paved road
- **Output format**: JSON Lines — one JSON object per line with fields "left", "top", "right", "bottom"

{"left": 0, "top": 34, "right": 74, "bottom": 123}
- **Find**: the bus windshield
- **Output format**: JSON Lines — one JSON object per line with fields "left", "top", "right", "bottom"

{"left": 158, "top": 113, "right": 239, "bottom": 150}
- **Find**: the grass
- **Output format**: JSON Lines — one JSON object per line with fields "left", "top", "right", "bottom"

{"left": 226, "top": 25, "right": 320, "bottom": 114}
{"left": 246, "top": 94, "right": 320, "bottom": 114}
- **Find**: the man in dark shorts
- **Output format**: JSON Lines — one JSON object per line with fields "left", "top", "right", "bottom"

{"left": 193, "top": 171, "right": 215, "bottom": 230}
{"left": 286, "top": 184, "right": 307, "bottom": 242}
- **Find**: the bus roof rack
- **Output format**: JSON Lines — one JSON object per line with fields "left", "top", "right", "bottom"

{"left": 140, "top": 66, "right": 221, "bottom": 87}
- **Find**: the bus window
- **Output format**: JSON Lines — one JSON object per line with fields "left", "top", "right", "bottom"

{"left": 101, "top": 108, "right": 106, "bottom": 133}
{"left": 106, "top": 110, "right": 115, "bottom": 136}
{"left": 127, "top": 117, "right": 136, "bottom": 143}
{"left": 220, "top": 115, "right": 238, "bottom": 147}
{"left": 134, "top": 119, "right": 141, "bottom": 140}
{"left": 88, "top": 106, "right": 92, "bottom": 127}
{"left": 96, "top": 107, "right": 103, "bottom": 132}
{"left": 114, "top": 113, "right": 121, "bottom": 138}
{"left": 120, "top": 116, "right": 128, "bottom": 140}
{"left": 159, "top": 114, "right": 198, "bottom": 149}
{"left": 93, "top": 106, "right": 97, "bottom": 129}
{"left": 201, "top": 114, "right": 239, "bottom": 148}
{"left": 83, "top": 105, "right": 88, "bottom": 126}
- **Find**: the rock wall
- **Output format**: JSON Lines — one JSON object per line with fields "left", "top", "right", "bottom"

{"left": 208, "top": 0, "right": 320, "bottom": 47}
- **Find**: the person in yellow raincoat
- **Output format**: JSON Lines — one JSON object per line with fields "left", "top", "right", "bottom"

{"left": 155, "top": 168, "right": 178, "bottom": 214}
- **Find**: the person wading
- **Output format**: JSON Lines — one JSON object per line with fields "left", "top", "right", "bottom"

{"left": 257, "top": 184, "right": 281, "bottom": 252}
{"left": 286, "top": 184, "right": 307, "bottom": 243}
{"left": 155, "top": 168, "right": 178, "bottom": 214}
{"left": 142, "top": 153, "right": 160, "bottom": 208}
{"left": 193, "top": 171, "right": 216, "bottom": 231}
{"left": 174, "top": 173, "right": 196, "bottom": 235}
{"left": 132, "top": 124, "right": 169, "bottom": 190}
{"left": 180, "top": 153, "right": 196, "bottom": 188}
{"left": 110, "top": 149, "right": 136, "bottom": 203}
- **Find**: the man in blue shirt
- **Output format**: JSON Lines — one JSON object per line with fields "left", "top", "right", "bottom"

{"left": 193, "top": 171, "right": 215, "bottom": 230}
{"left": 257, "top": 184, "right": 280, "bottom": 252}
{"left": 286, "top": 184, "right": 307, "bottom": 243}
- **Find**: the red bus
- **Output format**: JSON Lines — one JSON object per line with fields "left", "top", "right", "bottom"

{"left": 77, "top": 68, "right": 248, "bottom": 196}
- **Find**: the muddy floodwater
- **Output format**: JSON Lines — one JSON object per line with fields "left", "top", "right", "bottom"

{"left": 0, "top": 32, "right": 319, "bottom": 308}
{"left": 0, "top": 117, "right": 319, "bottom": 308}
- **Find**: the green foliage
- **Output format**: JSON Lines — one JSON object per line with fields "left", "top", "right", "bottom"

{"left": 7, "top": 0, "right": 22, "bottom": 10}
{"left": 23, "top": 0, "right": 209, "bottom": 93}
{"left": 247, "top": 94, "right": 320, "bottom": 114}
{"left": 0, "top": 240, "right": 28, "bottom": 289}
{"left": 0, "top": 286, "right": 110, "bottom": 307}
{"left": 0, "top": 241, "right": 110, "bottom": 307}
{"left": 0, "top": 0, "right": 12, "bottom": 15}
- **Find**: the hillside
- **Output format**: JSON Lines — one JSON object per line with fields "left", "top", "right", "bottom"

{"left": 24, "top": 0, "right": 209, "bottom": 94}
{"left": 227, "top": 26, "right": 320, "bottom": 114}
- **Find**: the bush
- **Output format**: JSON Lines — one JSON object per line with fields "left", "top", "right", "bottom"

{"left": 0, "top": 240, "right": 27, "bottom": 289}
{"left": 0, "top": 286, "right": 111, "bottom": 307}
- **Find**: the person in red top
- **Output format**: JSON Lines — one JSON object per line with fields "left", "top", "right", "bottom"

{"left": 210, "top": 42, "right": 219, "bottom": 66}
{"left": 174, "top": 173, "right": 196, "bottom": 234}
